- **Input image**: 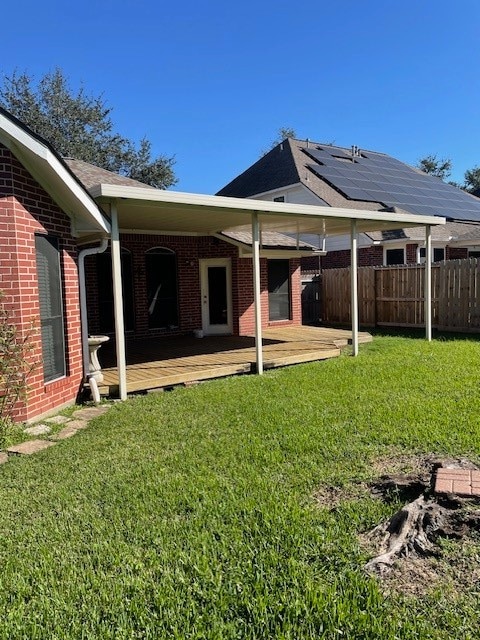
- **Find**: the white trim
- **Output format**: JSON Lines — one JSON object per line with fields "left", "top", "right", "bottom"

{"left": 120, "top": 228, "right": 202, "bottom": 237}
{"left": 91, "top": 183, "right": 445, "bottom": 228}
{"left": 0, "top": 111, "right": 110, "bottom": 235}
{"left": 383, "top": 246, "right": 406, "bottom": 266}
{"left": 199, "top": 258, "right": 233, "bottom": 336}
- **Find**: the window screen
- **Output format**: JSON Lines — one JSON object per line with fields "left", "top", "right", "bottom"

{"left": 35, "top": 235, "right": 66, "bottom": 382}
{"left": 268, "top": 260, "right": 290, "bottom": 321}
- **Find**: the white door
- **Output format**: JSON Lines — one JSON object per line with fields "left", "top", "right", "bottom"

{"left": 200, "top": 258, "right": 233, "bottom": 335}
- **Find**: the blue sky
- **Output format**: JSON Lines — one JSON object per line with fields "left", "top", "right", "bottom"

{"left": 3, "top": 0, "right": 480, "bottom": 193}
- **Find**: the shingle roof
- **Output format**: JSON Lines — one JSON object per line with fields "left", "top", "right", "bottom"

{"left": 216, "top": 139, "right": 301, "bottom": 198}
{"left": 64, "top": 158, "right": 155, "bottom": 191}
{"left": 366, "top": 221, "right": 480, "bottom": 243}
{"left": 221, "top": 229, "right": 316, "bottom": 250}
{"left": 218, "top": 138, "right": 480, "bottom": 223}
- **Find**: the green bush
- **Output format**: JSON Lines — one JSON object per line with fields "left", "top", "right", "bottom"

{"left": 0, "top": 293, "right": 35, "bottom": 444}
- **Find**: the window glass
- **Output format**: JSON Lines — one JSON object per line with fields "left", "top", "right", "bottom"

{"left": 145, "top": 248, "right": 179, "bottom": 329}
{"left": 268, "top": 260, "right": 290, "bottom": 321}
{"left": 385, "top": 248, "right": 405, "bottom": 265}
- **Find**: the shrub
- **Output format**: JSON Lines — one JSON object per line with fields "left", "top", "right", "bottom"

{"left": 0, "top": 293, "right": 35, "bottom": 445}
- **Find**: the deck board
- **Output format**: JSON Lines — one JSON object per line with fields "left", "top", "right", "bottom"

{"left": 98, "top": 326, "right": 372, "bottom": 395}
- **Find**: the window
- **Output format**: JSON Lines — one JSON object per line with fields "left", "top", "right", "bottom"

{"left": 273, "top": 196, "right": 285, "bottom": 203}
{"left": 35, "top": 235, "right": 66, "bottom": 382}
{"left": 385, "top": 248, "right": 405, "bottom": 265}
{"left": 145, "top": 248, "right": 179, "bottom": 329}
{"left": 469, "top": 250, "right": 480, "bottom": 258}
{"left": 96, "top": 249, "right": 134, "bottom": 333}
{"left": 268, "top": 260, "right": 290, "bottom": 321}
{"left": 419, "top": 247, "right": 445, "bottom": 263}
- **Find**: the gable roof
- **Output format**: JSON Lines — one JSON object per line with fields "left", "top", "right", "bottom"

{"left": 0, "top": 106, "right": 110, "bottom": 236}
{"left": 218, "top": 138, "right": 480, "bottom": 224}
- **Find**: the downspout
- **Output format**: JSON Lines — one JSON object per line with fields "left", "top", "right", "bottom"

{"left": 78, "top": 238, "right": 109, "bottom": 403}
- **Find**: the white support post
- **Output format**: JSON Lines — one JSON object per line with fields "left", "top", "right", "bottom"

{"left": 111, "top": 201, "right": 128, "bottom": 400}
{"left": 425, "top": 224, "right": 432, "bottom": 342}
{"left": 252, "top": 212, "right": 263, "bottom": 374}
{"left": 351, "top": 219, "right": 359, "bottom": 356}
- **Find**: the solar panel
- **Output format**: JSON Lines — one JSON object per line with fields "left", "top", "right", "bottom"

{"left": 303, "top": 146, "right": 480, "bottom": 222}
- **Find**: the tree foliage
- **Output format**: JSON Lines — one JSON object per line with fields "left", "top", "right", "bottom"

{"left": 417, "top": 154, "right": 452, "bottom": 181}
{"left": 260, "top": 127, "right": 297, "bottom": 157}
{"left": 463, "top": 166, "right": 480, "bottom": 194}
{"left": 0, "top": 69, "right": 177, "bottom": 189}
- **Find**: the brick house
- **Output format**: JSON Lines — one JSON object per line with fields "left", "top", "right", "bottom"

{"left": 0, "top": 109, "right": 445, "bottom": 421}
{"left": 217, "top": 139, "right": 480, "bottom": 270}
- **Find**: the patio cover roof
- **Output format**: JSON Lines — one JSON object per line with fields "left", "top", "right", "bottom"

{"left": 90, "top": 184, "right": 446, "bottom": 237}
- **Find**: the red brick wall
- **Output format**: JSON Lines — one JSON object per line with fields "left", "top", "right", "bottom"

{"left": 86, "top": 238, "right": 302, "bottom": 338}
{"left": 315, "top": 246, "right": 384, "bottom": 270}
{"left": 406, "top": 243, "right": 418, "bottom": 264}
{"left": 446, "top": 247, "right": 468, "bottom": 260}
{"left": 0, "top": 145, "right": 83, "bottom": 422}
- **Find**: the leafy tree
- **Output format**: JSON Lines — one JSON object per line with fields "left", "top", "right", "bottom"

{"left": 463, "top": 166, "right": 480, "bottom": 194}
{"left": 260, "top": 127, "right": 297, "bottom": 156}
{"left": 0, "top": 69, "right": 177, "bottom": 189}
{"left": 417, "top": 154, "right": 452, "bottom": 181}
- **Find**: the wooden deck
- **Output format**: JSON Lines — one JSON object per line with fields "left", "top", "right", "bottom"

{"left": 98, "top": 326, "right": 372, "bottom": 396}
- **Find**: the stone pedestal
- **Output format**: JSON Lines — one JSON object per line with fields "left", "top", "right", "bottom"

{"left": 88, "top": 335, "right": 109, "bottom": 383}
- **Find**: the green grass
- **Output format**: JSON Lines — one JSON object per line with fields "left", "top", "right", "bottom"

{"left": 1, "top": 335, "right": 480, "bottom": 638}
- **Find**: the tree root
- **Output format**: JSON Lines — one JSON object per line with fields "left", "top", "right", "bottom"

{"left": 364, "top": 460, "right": 480, "bottom": 577}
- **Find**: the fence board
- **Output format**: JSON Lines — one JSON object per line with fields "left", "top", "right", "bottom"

{"left": 321, "top": 259, "right": 479, "bottom": 332}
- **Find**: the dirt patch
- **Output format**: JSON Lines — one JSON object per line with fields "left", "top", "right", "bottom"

{"left": 315, "top": 452, "right": 480, "bottom": 597}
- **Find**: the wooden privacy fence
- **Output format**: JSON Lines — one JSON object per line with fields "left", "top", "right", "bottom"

{"left": 321, "top": 259, "right": 480, "bottom": 332}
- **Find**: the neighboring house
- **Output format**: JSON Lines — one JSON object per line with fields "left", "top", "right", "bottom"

{"left": 217, "top": 139, "right": 480, "bottom": 269}
{"left": 0, "top": 109, "right": 444, "bottom": 423}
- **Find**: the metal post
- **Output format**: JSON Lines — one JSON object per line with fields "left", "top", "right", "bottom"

{"left": 425, "top": 225, "right": 432, "bottom": 342}
{"left": 111, "top": 201, "right": 128, "bottom": 399}
{"left": 252, "top": 212, "right": 263, "bottom": 374}
{"left": 351, "top": 219, "right": 359, "bottom": 356}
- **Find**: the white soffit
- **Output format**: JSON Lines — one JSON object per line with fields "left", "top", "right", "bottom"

{"left": 92, "top": 184, "right": 446, "bottom": 237}
{"left": 0, "top": 111, "right": 110, "bottom": 236}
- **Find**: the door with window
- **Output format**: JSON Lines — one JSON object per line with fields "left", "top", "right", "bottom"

{"left": 200, "top": 259, "right": 232, "bottom": 335}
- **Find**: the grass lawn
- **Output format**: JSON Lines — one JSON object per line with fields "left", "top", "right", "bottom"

{"left": 1, "top": 334, "right": 480, "bottom": 639}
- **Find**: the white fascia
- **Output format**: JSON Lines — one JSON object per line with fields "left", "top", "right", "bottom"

{"left": 91, "top": 184, "right": 446, "bottom": 228}
{"left": 0, "top": 112, "right": 110, "bottom": 235}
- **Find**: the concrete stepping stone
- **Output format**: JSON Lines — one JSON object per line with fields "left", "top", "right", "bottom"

{"left": 44, "top": 415, "right": 71, "bottom": 425}
{"left": 0, "top": 452, "right": 9, "bottom": 465}
{"left": 72, "top": 406, "right": 110, "bottom": 420}
{"left": 23, "top": 424, "right": 51, "bottom": 436}
{"left": 6, "top": 440, "right": 56, "bottom": 455}
{"left": 50, "top": 425, "right": 79, "bottom": 441}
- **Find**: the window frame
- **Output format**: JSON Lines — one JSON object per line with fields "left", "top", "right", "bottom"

{"left": 267, "top": 259, "right": 291, "bottom": 322}
{"left": 35, "top": 234, "right": 66, "bottom": 383}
